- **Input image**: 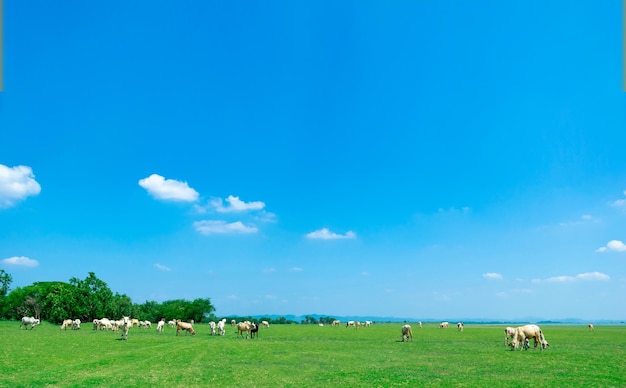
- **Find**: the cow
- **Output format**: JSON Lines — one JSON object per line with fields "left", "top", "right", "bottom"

{"left": 250, "top": 322, "right": 260, "bottom": 339}
{"left": 176, "top": 320, "right": 196, "bottom": 336}
{"left": 504, "top": 327, "right": 517, "bottom": 346}
{"left": 346, "top": 321, "right": 355, "bottom": 328}
{"left": 237, "top": 322, "right": 252, "bottom": 339}
{"left": 120, "top": 316, "right": 131, "bottom": 340}
{"left": 131, "top": 318, "right": 140, "bottom": 327}
{"left": 208, "top": 321, "right": 216, "bottom": 335}
{"left": 439, "top": 322, "right": 449, "bottom": 329}
{"left": 508, "top": 324, "right": 549, "bottom": 351}
{"left": 457, "top": 322, "right": 464, "bottom": 332}
{"left": 72, "top": 319, "right": 81, "bottom": 330}
{"left": 401, "top": 324, "right": 413, "bottom": 342}
{"left": 332, "top": 320, "right": 341, "bottom": 327}
{"left": 261, "top": 320, "right": 270, "bottom": 328}
{"left": 167, "top": 320, "right": 177, "bottom": 328}
{"left": 156, "top": 319, "right": 165, "bottom": 333}
{"left": 588, "top": 324, "right": 595, "bottom": 331}
{"left": 20, "top": 316, "right": 40, "bottom": 330}
{"left": 418, "top": 321, "right": 422, "bottom": 328}
{"left": 60, "top": 319, "right": 74, "bottom": 330}
{"left": 217, "top": 319, "right": 226, "bottom": 336}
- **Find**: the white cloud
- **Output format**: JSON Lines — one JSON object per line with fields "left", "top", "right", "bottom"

{"left": 596, "top": 240, "right": 626, "bottom": 253}
{"left": 138, "top": 174, "right": 199, "bottom": 202}
{"left": 289, "top": 267, "right": 303, "bottom": 272}
{"left": 545, "top": 272, "right": 610, "bottom": 282}
{"left": 0, "top": 165, "right": 41, "bottom": 208}
{"left": 483, "top": 272, "right": 502, "bottom": 280}
{"left": 154, "top": 263, "right": 171, "bottom": 272}
{"left": 2, "top": 256, "right": 39, "bottom": 267}
{"left": 559, "top": 214, "right": 595, "bottom": 227}
{"left": 193, "top": 220, "right": 257, "bottom": 235}
{"left": 211, "top": 195, "right": 265, "bottom": 213}
{"left": 305, "top": 228, "right": 356, "bottom": 240}
{"left": 610, "top": 190, "right": 626, "bottom": 209}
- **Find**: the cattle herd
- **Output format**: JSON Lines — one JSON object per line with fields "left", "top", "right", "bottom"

{"left": 19, "top": 315, "right": 597, "bottom": 350}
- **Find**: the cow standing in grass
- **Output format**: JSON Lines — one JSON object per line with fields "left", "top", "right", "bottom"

{"left": 120, "top": 317, "right": 131, "bottom": 340}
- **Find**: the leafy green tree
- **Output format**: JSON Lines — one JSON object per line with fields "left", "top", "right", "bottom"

{"left": 69, "top": 272, "right": 114, "bottom": 320}
{"left": 0, "top": 269, "right": 12, "bottom": 318}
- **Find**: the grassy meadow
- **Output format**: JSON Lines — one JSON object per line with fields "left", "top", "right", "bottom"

{"left": 0, "top": 320, "right": 624, "bottom": 387}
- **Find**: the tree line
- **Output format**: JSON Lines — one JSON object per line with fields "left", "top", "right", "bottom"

{"left": 0, "top": 270, "right": 215, "bottom": 324}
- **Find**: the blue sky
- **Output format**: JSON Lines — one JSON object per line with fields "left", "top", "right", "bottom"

{"left": 1, "top": 1, "right": 625, "bottom": 321}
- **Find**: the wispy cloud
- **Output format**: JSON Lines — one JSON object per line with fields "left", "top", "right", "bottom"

{"left": 289, "top": 267, "right": 303, "bottom": 272}
{"left": 193, "top": 220, "right": 258, "bottom": 235}
{"left": 559, "top": 214, "right": 595, "bottom": 227}
{"left": 154, "top": 263, "right": 171, "bottom": 272}
{"left": 483, "top": 272, "right": 502, "bottom": 280}
{"left": 306, "top": 228, "right": 356, "bottom": 240}
{"left": 610, "top": 190, "right": 626, "bottom": 209}
{"left": 138, "top": 174, "right": 199, "bottom": 202}
{"left": 535, "top": 272, "right": 611, "bottom": 283}
{"left": 1, "top": 256, "right": 39, "bottom": 267}
{"left": 0, "top": 165, "right": 41, "bottom": 208}
{"left": 596, "top": 240, "right": 626, "bottom": 253}
{"left": 210, "top": 195, "right": 265, "bottom": 213}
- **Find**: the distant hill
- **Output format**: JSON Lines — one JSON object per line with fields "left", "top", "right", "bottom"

{"left": 242, "top": 314, "right": 625, "bottom": 325}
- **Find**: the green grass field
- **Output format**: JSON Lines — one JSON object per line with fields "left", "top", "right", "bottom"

{"left": 1, "top": 321, "right": 624, "bottom": 387}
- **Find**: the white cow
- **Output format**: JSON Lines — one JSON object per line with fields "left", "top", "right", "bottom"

{"left": 156, "top": 319, "right": 165, "bottom": 333}
{"left": 208, "top": 321, "right": 216, "bottom": 335}
{"left": 346, "top": 321, "right": 356, "bottom": 328}
{"left": 439, "top": 322, "right": 449, "bottom": 329}
{"left": 60, "top": 319, "right": 74, "bottom": 330}
{"left": 332, "top": 320, "right": 341, "bottom": 327}
{"left": 261, "top": 320, "right": 270, "bottom": 328}
{"left": 457, "top": 322, "right": 464, "bottom": 332}
{"left": 20, "top": 316, "right": 40, "bottom": 330}
{"left": 508, "top": 324, "right": 549, "bottom": 351}
{"left": 588, "top": 324, "right": 595, "bottom": 331}
{"left": 120, "top": 316, "right": 131, "bottom": 340}
{"left": 401, "top": 324, "right": 413, "bottom": 342}
{"left": 418, "top": 321, "right": 422, "bottom": 328}
{"left": 217, "top": 319, "right": 226, "bottom": 336}
{"left": 72, "top": 319, "right": 81, "bottom": 330}
{"left": 364, "top": 321, "right": 372, "bottom": 327}
{"left": 167, "top": 320, "right": 177, "bottom": 328}
{"left": 504, "top": 327, "right": 517, "bottom": 346}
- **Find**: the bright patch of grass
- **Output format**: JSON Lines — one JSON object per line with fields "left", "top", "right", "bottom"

{"left": 1, "top": 321, "right": 624, "bottom": 387}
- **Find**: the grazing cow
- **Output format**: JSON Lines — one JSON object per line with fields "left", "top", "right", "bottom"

{"left": 364, "top": 321, "right": 372, "bottom": 327}
{"left": 156, "top": 319, "right": 165, "bottom": 333}
{"left": 176, "top": 320, "right": 196, "bottom": 336}
{"left": 217, "top": 319, "right": 226, "bottom": 336}
{"left": 120, "top": 316, "right": 131, "bottom": 340}
{"left": 262, "top": 320, "right": 270, "bottom": 328}
{"left": 418, "top": 321, "right": 422, "bottom": 328}
{"left": 231, "top": 319, "right": 236, "bottom": 326}
{"left": 439, "top": 322, "right": 449, "bottom": 329}
{"left": 208, "top": 321, "right": 216, "bottom": 335}
{"left": 131, "top": 318, "right": 140, "bottom": 327}
{"left": 250, "top": 323, "right": 260, "bottom": 339}
{"left": 588, "top": 324, "right": 595, "bottom": 331}
{"left": 332, "top": 320, "right": 341, "bottom": 327}
{"left": 346, "top": 321, "right": 355, "bottom": 328}
{"left": 139, "top": 320, "right": 151, "bottom": 329}
{"left": 237, "top": 322, "right": 252, "bottom": 339}
{"left": 508, "top": 324, "right": 549, "bottom": 351}
{"left": 20, "top": 316, "right": 40, "bottom": 330}
{"left": 504, "top": 327, "right": 517, "bottom": 346}
{"left": 457, "top": 322, "right": 464, "bottom": 332}
{"left": 401, "top": 324, "right": 413, "bottom": 342}
{"left": 73, "top": 319, "right": 81, "bottom": 330}
{"left": 60, "top": 319, "right": 74, "bottom": 330}
{"left": 167, "top": 320, "right": 177, "bottom": 328}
